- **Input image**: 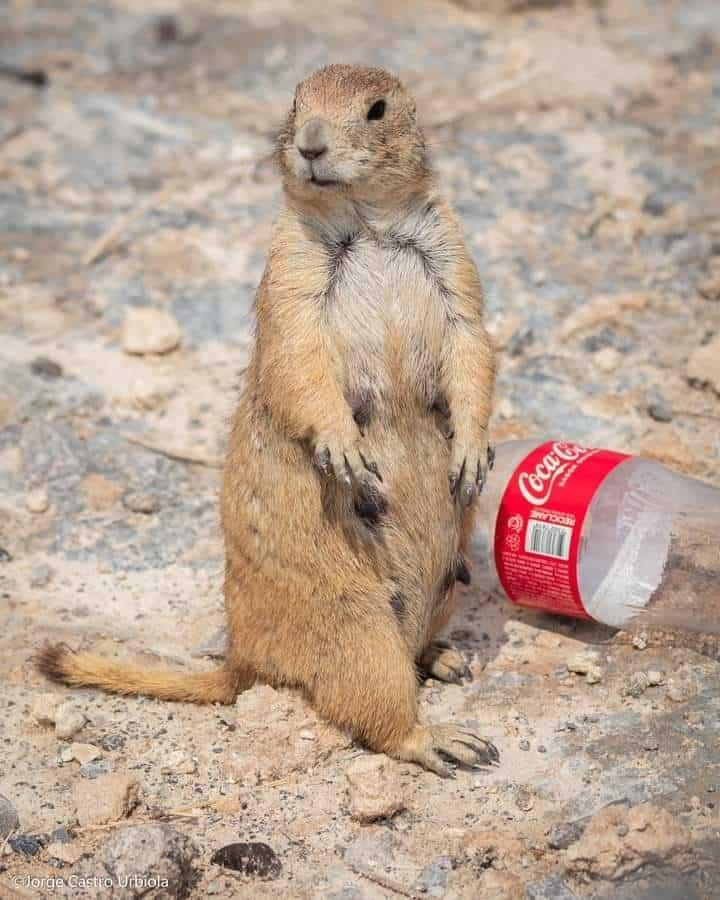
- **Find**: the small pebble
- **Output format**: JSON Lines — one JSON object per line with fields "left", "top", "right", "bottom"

{"left": 547, "top": 821, "right": 584, "bottom": 850}
{"left": 515, "top": 787, "right": 535, "bottom": 812}
{"left": 646, "top": 670, "right": 664, "bottom": 686}
{"left": 519, "top": 739, "right": 531, "bottom": 751}
{"left": 122, "top": 491, "right": 160, "bottom": 514}
{"left": 30, "top": 356, "right": 63, "bottom": 379}
{"left": 0, "top": 547, "right": 13, "bottom": 562}
{"left": 10, "top": 834, "right": 42, "bottom": 856}
{"left": 98, "top": 734, "right": 126, "bottom": 751}
{"left": 667, "top": 682, "right": 691, "bottom": 703}
{"left": 623, "top": 671, "right": 650, "bottom": 698}
{"left": 211, "top": 842, "right": 282, "bottom": 879}
{"left": 26, "top": 488, "right": 49, "bottom": 513}
{"left": 537, "top": 744, "right": 547, "bottom": 754}
{"left": 632, "top": 632, "right": 648, "bottom": 650}
{"left": 54, "top": 702, "right": 87, "bottom": 740}
{"left": 585, "top": 666, "right": 603, "bottom": 685}
{"left": 617, "top": 823, "right": 629, "bottom": 837}
{"left": 643, "top": 735, "right": 659, "bottom": 751}
{"left": 646, "top": 391, "right": 673, "bottom": 423}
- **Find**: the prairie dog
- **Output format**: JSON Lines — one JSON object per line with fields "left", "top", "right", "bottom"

{"left": 39, "top": 65, "right": 498, "bottom": 776}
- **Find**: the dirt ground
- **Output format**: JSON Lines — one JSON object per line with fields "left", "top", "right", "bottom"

{"left": 1, "top": 0, "right": 719, "bottom": 897}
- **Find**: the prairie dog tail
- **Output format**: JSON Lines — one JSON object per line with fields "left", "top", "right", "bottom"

{"left": 36, "top": 643, "right": 244, "bottom": 705}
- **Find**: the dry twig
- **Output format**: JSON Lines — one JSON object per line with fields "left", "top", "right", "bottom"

{"left": 125, "top": 435, "right": 223, "bottom": 468}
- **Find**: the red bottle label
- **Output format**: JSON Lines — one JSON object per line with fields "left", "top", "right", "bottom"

{"left": 494, "top": 441, "right": 630, "bottom": 619}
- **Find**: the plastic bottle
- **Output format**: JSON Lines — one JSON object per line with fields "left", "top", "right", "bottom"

{"left": 477, "top": 439, "right": 720, "bottom": 634}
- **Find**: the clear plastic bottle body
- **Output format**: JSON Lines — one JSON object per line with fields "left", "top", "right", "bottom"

{"left": 479, "top": 440, "right": 720, "bottom": 634}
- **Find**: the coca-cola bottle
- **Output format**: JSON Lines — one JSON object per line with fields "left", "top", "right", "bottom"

{"left": 477, "top": 440, "right": 720, "bottom": 634}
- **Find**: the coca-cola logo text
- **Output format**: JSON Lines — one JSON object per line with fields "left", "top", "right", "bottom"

{"left": 517, "top": 442, "right": 589, "bottom": 506}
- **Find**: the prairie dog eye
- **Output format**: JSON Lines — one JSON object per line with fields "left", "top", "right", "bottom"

{"left": 367, "top": 100, "right": 386, "bottom": 121}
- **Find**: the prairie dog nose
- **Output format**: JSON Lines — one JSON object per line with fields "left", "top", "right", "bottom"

{"left": 296, "top": 117, "right": 329, "bottom": 160}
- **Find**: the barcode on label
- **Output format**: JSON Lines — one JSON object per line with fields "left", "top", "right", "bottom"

{"left": 525, "top": 521, "right": 572, "bottom": 560}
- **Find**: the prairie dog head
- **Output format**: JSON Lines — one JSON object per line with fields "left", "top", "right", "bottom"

{"left": 278, "top": 64, "right": 429, "bottom": 206}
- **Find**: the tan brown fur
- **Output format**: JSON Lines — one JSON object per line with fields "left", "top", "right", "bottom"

{"left": 37, "top": 64, "right": 497, "bottom": 776}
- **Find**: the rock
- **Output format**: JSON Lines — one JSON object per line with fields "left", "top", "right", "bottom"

{"left": 211, "top": 842, "right": 282, "bottom": 879}
{"left": 559, "top": 293, "right": 647, "bottom": 340}
{"left": 69, "top": 742, "right": 103, "bottom": 765}
{"left": 161, "top": 750, "right": 197, "bottom": 775}
{"left": 32, "top": 691, "right": 60, "bottom": 726}
{"left": 54, "top": 702, "right": 88, "bottom": 740}
{"left": 50, "top": 826, "right": 73, "bottom": 844}
{"left": 80, "top": 760, "right": 112, "bottom": 779}
{"left": 128, "top": 373, "right": 175, "bottom": 410}
{"left": 345, "top": 755, "right": 406, "bottom": 823}
{"left": 26, "top": 487, "right": 49, "bottom": 513}
{"left": 81, "top": 473, "right": 123, "bottom": 511}
{"left": 10, "top": 834, "right": 42, "bottom": 856}
{"left": 564, "top": 802, "right": 690, "bottom": 880}
{"left": 567, "top": 652, "right": 600, "bottom": 676}
{"left": 515, "top": 786, "right": 535, "bottom": 812}
{"left": 623, "top": 671, "right": 650, "bottom": 698}
{"left": 101, "top": 824, "right": 199, "bottom": 897}
{"left": 519, "top": 739, "right": 531, "bottom": 751}
{"left": 547, "top": 821, "right": 585, "bottom": 850}
{"left": 30, "top": 563, "right": 52, "bottom": 587}
{"left": 344, "top": 833, "right": 395, "bottom": 873}
{"left": 592, "top": 347, "right": 620, "bottom": 373}
{"left": 47, "top": 840, "right": 84, "bottom": 865}
{"left": 0, "top": 795, "right": 20, "bottom": 840}
{"left": 631, "top": 632, "right": 648, "bottom": 650}
{"left": 0, "top": 546, "right": 12, "bottom": 562}
{"left": 73, "top": 773, "right": 140, "bottom": 827}
{"left": 122, "top": 307, "right": 181, "bottom": 355}
{"left": 645, "top": 391, "right": 673, "bottom": 423}
{"left": 698, "top": 268, "right": 720, "bottom": 301}
{"left": 98, "top": 733, "right": 126, "bottom": 752}
{"left": 667, "top": 680, "right": 693, "bottom": 703}
{"left": 526, "top": 875, "right": 578, "bottom": 899}
{"left": 30, "top": 356, "right": 63, "bottom": 378}
{"left": 122, "top": 490, "right": 160, "bottom": 514}
{"left": 687, "top": 336, "right": 720, "bottom": 395}
{"left": 646, "top": 669, "right": 664, "bottom": 686}
{"left": 585, "top": 666, "right": 603, "bottom": 685}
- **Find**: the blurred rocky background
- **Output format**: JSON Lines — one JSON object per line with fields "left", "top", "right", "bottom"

{"left": 0, "top": 0, "right": 719, "bottom": 897}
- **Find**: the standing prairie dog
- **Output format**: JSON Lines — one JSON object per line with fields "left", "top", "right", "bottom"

{"left": 38, "top": 64, "right": 498, "bottom": 776}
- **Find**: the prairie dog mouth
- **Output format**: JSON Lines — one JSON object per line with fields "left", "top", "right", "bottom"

{"left": 310, "top": 174, "right": 341, "bottom": 187}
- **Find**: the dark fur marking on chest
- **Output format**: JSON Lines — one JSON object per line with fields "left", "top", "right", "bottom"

{"left": 390, "top": 591, "right": 407, "bottom": 621}
{"left": 386, "top": 209, "right": 468, "bottom": 326}
{"left": 323, "top": 233, "right": 357, "bottom": 300}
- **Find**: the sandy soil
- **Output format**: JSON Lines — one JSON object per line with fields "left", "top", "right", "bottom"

{"left": 0, "top": 1, "right": 719, "bottom": 897}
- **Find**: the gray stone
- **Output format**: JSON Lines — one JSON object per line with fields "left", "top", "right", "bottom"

{"left": 0, "top": 795, "right": 20, "bottom": 840}
{"left": 101, "top": 825, "right": 199, "bottom": 898}
{"left": 122, "top": 491, "right": 161, "bottom": 514}
{"left": 526, "top": 876, "right": 578, "bottom": 899}
{"left": 645, "top": 392, "right": 673, "bottom": 423}
{"left": 547, "top": 821, "right": 585, "bottom": 850}
{"left": 10, "top": 834, "right": 41, "bottom": 856}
